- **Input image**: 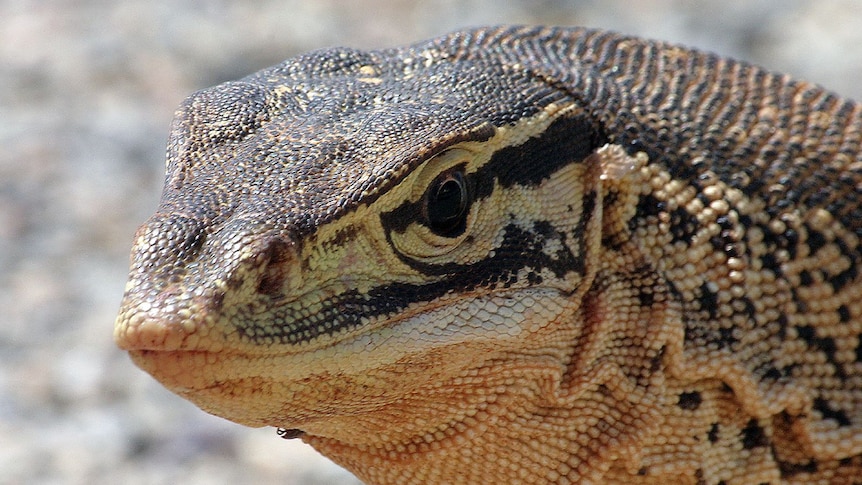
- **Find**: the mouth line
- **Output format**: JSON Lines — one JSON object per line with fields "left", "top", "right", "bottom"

{"left": 127, "top": 348, "right": 273, "bottom": 393}
{"left": 245, "top": 266, "right": 557, "bottom": 341}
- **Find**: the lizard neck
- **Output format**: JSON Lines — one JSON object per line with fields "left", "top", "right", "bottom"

{"left": 299, "top": 306, "right": 584, "bottom": 482}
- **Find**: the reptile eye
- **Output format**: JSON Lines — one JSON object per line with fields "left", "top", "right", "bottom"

{"left": 423, "top": 168, "right": 471, "bottom": 237}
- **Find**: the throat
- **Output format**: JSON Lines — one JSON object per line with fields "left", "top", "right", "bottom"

{"left": 301, "top": 359, "right": 584, "bottom": 484}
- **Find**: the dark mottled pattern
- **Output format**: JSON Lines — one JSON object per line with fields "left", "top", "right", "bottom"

{"left": 677, "top": 390, "right": 702, "bottom": 410}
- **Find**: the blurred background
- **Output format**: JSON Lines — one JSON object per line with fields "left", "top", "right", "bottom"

{"left": 1, "top": 1, "right": 860, "bottom": 483}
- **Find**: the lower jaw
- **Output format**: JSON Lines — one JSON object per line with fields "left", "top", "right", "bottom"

{"left": 126, "top": 349, "right": 339, "bottom": 429}
{"left": 128, "top": 349, "right": 223, "bottom": 391}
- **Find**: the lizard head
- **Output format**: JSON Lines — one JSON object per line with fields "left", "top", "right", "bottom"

{"left": 115, "top": 30, "right": 608, "bottom": 441}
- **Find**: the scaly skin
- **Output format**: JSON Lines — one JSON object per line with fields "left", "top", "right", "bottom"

{"left": 115, "top": 26, "right": 862, "bottom": 483}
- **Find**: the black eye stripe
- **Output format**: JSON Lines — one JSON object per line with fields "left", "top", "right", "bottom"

{"left": 379, "top": 112, "right": 603, "bottom": 238}
{"left": 482, "top": 112, "right": 605, "bottom": 189}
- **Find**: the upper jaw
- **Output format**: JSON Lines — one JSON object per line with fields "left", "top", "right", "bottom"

{"left": 114, "top": 277, "right": 223, "bottom": 352}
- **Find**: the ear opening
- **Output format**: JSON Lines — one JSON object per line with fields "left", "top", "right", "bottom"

{"left": 594, "top": 144, "right": 650, "bottom": 249}
{"left": 567, "top": 146, "right": 605, "bottom": 303}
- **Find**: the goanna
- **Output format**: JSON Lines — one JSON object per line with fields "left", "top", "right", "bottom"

{"left": 115, "top": 26, "right": 862, "bottom": 484}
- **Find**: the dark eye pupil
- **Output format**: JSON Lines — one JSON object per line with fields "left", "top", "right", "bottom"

{"left": 426, "top": 170, "right": 469, "bottom": 236}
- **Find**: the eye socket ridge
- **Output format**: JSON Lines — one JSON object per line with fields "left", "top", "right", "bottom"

{"left": 422, "top": 165, "right": 472, "bottom": 237}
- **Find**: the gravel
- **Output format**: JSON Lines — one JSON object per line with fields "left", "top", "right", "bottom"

{"left": 2, "top": 1, "right": 859, "bottom": 483}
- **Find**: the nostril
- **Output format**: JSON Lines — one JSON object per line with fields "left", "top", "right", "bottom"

{"left": 256, "top": 237, "right": 294, "bottom": 297}
{"left": 257, "top": 267, "right": 285, "bottom": 296}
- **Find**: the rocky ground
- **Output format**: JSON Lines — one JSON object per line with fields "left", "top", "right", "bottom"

{"left": 2, "top": 1, "right": 860, "bottom": 484}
